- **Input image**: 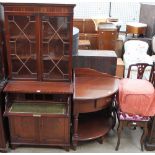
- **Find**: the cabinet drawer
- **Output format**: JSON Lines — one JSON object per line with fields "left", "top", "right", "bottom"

{"left": 74, "top": 97, "right": 112, "bottom": 114}
{"left": 98, "top": 31, "right": 117, "bottom": 40}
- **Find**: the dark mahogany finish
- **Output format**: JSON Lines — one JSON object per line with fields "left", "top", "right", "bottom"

{"left": 1, "top": 3, "right": 75, "bottom": 151}
{"left": 4, "top": 81, "right": 73, "bottom": 94}
{"left": 98, "top": 23, "right": 118, "bottom": 50}
{"left": 3, "top": 3, "right": 75, "bottom": 81}
{"left": 127, "top": 63, "right": 153, "bottom": 80}
{"left": 73, "top": 68, "right": 119, "bottom": 149}
{"left": 4, "top": 85, "right": 72, "bottom": 151}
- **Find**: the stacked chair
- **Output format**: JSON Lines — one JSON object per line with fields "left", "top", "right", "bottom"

{"left": 123, "top": 40, "right": 153, "bottom": 80}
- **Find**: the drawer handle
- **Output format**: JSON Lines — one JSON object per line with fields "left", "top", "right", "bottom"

{"left": 33, "top": 114, "right": 41, "bottom": 117}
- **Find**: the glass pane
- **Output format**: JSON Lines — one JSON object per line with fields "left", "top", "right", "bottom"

{"left": 42, "top": 16, "right": 70, "bottom": 81}
{"left": 8, "top": 15, "right": 37, "bottom": 79}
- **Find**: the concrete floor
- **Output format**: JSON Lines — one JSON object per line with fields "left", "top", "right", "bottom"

{"left": 8, "top": 125, "right": 155, "bottom": 153}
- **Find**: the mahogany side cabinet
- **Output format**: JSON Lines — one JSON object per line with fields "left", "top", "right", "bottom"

{"left": 98, "top": 23, "right": 118, "bottom": 51}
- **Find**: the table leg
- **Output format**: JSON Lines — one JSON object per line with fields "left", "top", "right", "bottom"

{"left": 73, "top": 114, "right": 79, "bottom": 150}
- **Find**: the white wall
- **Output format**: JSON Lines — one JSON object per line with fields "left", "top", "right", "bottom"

{"left": 74, "top": 2, "right": 140, "bottom": 31}
{"left": 1, "top": 0, "right": 155, "bottom": 31}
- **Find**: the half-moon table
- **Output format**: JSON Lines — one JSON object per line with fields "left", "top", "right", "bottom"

{"left": 73, "top": 68, "right": 119, "bottom": 149}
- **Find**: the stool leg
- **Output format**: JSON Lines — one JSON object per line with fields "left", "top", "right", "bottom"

{"left": 115, "top": 121, "right": 123, "bottom": 151}
{"left": 140, "top": 122, "right": 148, "bottom": 151}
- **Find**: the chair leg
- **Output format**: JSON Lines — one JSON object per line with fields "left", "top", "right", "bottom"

{"left": 140, "top": 122, "right": 148, "bottom": 151}
{"left": 115, "top": 121, "right": 123, "bottom": 151}
{"left": 112, "top": 109, "right": 117, "bottom": 130}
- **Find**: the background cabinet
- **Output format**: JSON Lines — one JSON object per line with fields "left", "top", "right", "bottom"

{"left": 98, "top": 23, "right": 118, "bottom": 50}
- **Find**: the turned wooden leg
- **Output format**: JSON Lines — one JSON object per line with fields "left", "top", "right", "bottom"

{"left": 97, "top": 136, "right": 104, "bottom": 144}
{"left": 115, "top": 121, "right": 123, "bottom": 151}
{"left": 11, "top": 144, "right": 16, "bottom": 150}
{"left": 64, "top": 146, "right": 70, "bottom": 152}
{"left": 0, "top": 148, "right": 8, "bottom": 153}
{"left": 140, "top": 122, "right": 148, "bottom": 151}
{"left": 73, "top": 114, "right": 79, "bottom": 150}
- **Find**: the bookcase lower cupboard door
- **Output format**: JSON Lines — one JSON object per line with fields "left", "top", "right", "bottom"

{"left": 5, "top": 94, "right": 71, "bottom": 151}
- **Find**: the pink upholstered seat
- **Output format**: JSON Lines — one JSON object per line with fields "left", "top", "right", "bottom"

{"left": 119, "top": 78, "right": 155, "bottom": 116}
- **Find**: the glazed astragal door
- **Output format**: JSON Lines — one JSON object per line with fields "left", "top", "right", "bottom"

{"left": 41, "top": 16, "right": 71, "bottom": 81}
{"left": 7, "top": 15, "right": 37, "bottom": 80}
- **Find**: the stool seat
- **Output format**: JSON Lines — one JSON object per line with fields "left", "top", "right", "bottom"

{"left": 126, "top": 22, "right": 147, "bottom": 37}
{"left": 127, "top": 22, "right": 147, "bottom": 28}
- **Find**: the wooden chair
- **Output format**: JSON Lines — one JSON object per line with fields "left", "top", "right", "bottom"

{"left": 115, "top": 63, "right": 155, "bottom": 151}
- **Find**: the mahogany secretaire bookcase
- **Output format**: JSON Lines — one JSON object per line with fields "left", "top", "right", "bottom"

{"left": 1, "top": 3, "right": 75, "bottom": 151}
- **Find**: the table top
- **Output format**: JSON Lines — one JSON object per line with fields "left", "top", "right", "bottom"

{"left": 73, "top": 68, "right": 119, "bottom": 100}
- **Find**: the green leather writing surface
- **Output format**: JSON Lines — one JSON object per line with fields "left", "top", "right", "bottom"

{"left": 10, "top": 102, "right": 65, "bottom": 114}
